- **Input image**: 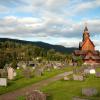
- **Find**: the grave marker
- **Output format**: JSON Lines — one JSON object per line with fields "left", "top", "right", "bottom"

{"left": 0, "top": 78, "right": 7, "bottom": 86}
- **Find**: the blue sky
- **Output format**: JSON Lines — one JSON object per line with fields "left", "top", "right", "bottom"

{"left": 0, "top": 0, "right": 100, "bottom": 50}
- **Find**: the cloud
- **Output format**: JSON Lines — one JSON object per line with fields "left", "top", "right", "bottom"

{"left": 0, "top": 0, "right": 26, "bottom": 7}
{"left": 0, "top": 16, "right": 100, "bottom": 38}
{"left": 0, "top": 0, "right": 100, "bottom": 49}
{"left": 0, "top": 16, "right": 100, "bottom": 39}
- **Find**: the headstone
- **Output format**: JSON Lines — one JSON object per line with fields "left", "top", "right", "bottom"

{"left": 34, "top": 69, "right": 43, "bottom": 77}
{"left": 0, "top": 78, "right": 7, "bottom": 86}
{"left": 89, "top": 69, "right": 96, "bottom": 74}
{"left": 96, "top": 72, "right": 100, "bottom": 78}
{"left": 22, "top": 68, "right": 32, "bottom": 78}
{"left": 22, "top": 64, "right": 27, "bottom": 69}
{"left": 64, "top": 76, "right": 70, "bottom": 80}
{"left": 82, "top": 88, "right": 98, "bottom": 96}
{"left": 32, "top": 67, "right": 35, "bottom": 70}
{"left": 0, "top": 69, "right": 7, "bottom": 78}
{"left": 84, "top": 69, "right": 90, "bottom": 75}
{"left": 7, "top": 67, "right": 14, "bottom": 80}
{"left": 73, "top": 74, "right": 84, "bottom": 81}
{"left": 17, "top": 67, "right": 19, "bottom": 69}
{"left": 26, "top": 90, "right": 46, "bottom": 100}
{"left": 53, "top": 66, "right": 57, "bottom": 69}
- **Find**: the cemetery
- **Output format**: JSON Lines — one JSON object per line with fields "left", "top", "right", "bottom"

{"left": 0, "top": 60, "right": 100, "bottom": 100}
{"left": 0, "top": 61, "right": 72, "bottom": 95}
{"left": 0, "top": 62, "right": 100, "bottom": 100}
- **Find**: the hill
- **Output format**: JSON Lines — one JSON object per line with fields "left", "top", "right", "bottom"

{"left": 0, "top": 38, "right": 77, "bottom": 54}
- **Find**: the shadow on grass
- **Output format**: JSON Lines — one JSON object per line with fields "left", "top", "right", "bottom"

{"left": 47, "top": 95, "right": 53, "bottom": 100}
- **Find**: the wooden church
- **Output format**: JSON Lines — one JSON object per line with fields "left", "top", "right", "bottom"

{"left": 73, "top": 25, "right": 100, "bottom": 65}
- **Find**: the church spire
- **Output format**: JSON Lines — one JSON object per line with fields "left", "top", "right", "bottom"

{"left": 83, "top": 22, "right": 90, "bottom": 41}
{"left": 84, "top": 22, "right": 88, "bottom": 32}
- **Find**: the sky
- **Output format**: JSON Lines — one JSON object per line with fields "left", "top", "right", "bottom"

{"left": 0, "top": 0, "right": 100, "bottom": 50}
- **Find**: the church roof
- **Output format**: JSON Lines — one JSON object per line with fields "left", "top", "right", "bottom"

{"left": 74, "top": 50, "right": 99, "bottom": 56}
{"left": 82, "top": 37, "right": 95, "bottom": 47}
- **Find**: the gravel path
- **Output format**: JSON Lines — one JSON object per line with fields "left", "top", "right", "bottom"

{"left": 0, "top": 71, "right": 73, "bottom": 100}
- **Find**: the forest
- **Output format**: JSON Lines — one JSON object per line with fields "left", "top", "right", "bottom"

{"left": 0, "top": 38, "right": 75, "bottom": 68}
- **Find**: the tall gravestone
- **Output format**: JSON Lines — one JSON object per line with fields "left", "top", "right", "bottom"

{"left": 7, "top": 67, "right": 14, "bottom": 80}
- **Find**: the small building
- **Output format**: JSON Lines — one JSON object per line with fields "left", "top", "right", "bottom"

{"left": 73, "top": 25, "right": 100, "bottom": 65}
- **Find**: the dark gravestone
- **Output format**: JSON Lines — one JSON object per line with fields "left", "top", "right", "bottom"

{"left": 0, "top": 69, "right": 8, "bottom": 78}
{"left": 96, "top": 72, "right": 100, "bottom": 78}
{"left": 82, "top": 88, "right": 98, "bottom": 96}
{"left": 34, "top": 69, "right": 43, "bottom": 77}
{"left": 26, "top": 90, "right": 46, "bottom": 100}
{"left": 22, "top": 68, "right": 32, "bottom": 78}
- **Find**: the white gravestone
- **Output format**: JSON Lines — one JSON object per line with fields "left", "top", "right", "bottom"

{"left": 7, "top": 67, "right": 14, "bottom": 80}
{"left": 89, "top": 69, "right": 96, "bottom": 74}
{"left": 17, "top": 67, "right": 19, "bottom": 69}
{"left": 53, "top": 66, "right": 57, "bottom": 69}
{"left": 0, "top": 78, "right": 7, "bottom": 86}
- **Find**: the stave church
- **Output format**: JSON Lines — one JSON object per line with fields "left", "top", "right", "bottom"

{"left": 73, "top": 25, "right": 100, "bottom": 65}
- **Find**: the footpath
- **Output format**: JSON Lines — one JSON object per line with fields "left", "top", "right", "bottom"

{"left": 0, "top": 71, "right": 73, "bottom": 100}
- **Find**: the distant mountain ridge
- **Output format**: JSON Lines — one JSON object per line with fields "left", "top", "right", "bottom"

{"left": 0, "top": 38, "right": 78, "bottom": 54}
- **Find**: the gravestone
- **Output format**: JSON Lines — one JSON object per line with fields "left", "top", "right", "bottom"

{"left": 64, "top": 76, "right": 70, "bottom": 80}
{"left": 53, "top": 66, "right": 57, "bottom": 69}
{"left": 22, "top": 63, "right": 27, "bottom": 69}
{"left": 26, "top": 90, "right": 46, "bottom": 100}
{"left": 34, "top": 69, "right": 43, "bottom": 77}
{"left": 0, "top": 78, "right": 7, "bottom": 86}
{"left": 7, "top": 67, "right": 14, "bottom": 80}
{"left": 32, "top": 67, "right": 35, "bottom": 70}
{"left": 17, "top": 67, "right": 19, "bottom": 69}
{"left": 96, "top": 72, "right": 100, "bottom": 78}
{"left": 22, "top": 67, "right": 32, "bottom": 78}
{"left": 84, "top": 69, "right": 90, "bottom": 75}
{"left": 89, "top": 69, "right": 96, "bottom": 74}
{"left": 82, "top": 88, "right": 98, "bottom": 96}
{"left": 73, "top": 74, "right": 84, "bottom": 81}
{"left": 0, "top": 69, "right": 8, "bottom": 78}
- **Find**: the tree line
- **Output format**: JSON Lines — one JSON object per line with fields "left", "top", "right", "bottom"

{"left": 0, "top": 41, "right": 72, "bottom": 68}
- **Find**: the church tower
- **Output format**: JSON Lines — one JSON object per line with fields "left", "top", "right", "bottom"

{"left": 83, "top": 26, "right": 90, "bottom": 42}
{"left": 79, "top": 24, "right": 95, "bottom": 51}
{"left": 81, "top": 25, "right": 95, "bottom": 51}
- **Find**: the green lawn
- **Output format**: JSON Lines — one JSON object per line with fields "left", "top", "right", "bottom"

{"left": 0, "top": 66, "right": 72, "bottom": 95}
{"left": 96, "top": 67, "right": 100, "bottom": 72}
{"left": 41, "top": 75, "right": 100, "bottom": 100}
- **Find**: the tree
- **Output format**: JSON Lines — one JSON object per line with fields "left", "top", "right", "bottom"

{"left": 76, "top": 56, "right": 83, "bottom": 66}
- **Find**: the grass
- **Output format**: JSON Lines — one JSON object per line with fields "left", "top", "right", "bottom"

{"left": 41, "top": 75, "right": 100, "bottom": 100}
{"left": 96, "top": 67, "right": 100, "bottom": 72}
{"left": 0, "top": 66, "right": 72, "bottom": 95}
